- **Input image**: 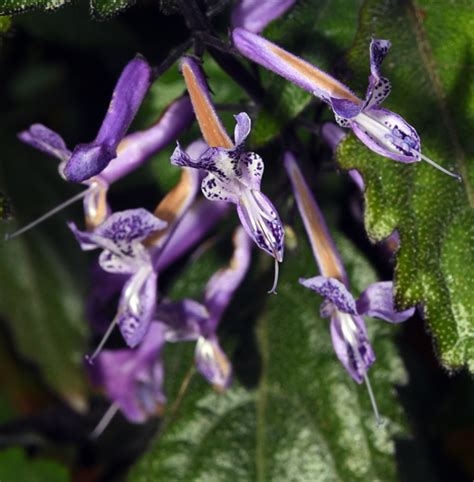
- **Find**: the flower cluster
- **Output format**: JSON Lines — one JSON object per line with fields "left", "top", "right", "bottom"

{"left": 9, "top": 0, "right": 434, "bottom": 432}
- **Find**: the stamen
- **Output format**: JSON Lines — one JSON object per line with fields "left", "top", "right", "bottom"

{"left": 85, "top": 316, "right": 118, "bottom": 365}
{"left": 268, "top": 256, "right": 279, "bottom": 294}
{"left": 5, "top": 188, "right": 91, "bottom": 241}
{"left": 363, "top": 372, "right": 384, "bottom": 428}
{"left": 415, "top": 150, "right": 462, "bottom": 181}
{"left": 90, "top": 402, "right": 120, "bottom": 439}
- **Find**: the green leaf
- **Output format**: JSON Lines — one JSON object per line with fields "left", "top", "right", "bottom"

{"left": 0, "top": 138, "right": 88, "bottom": 410}
{"left": 336, "top": 0, "right": 474, "bottom": 370}
{"left": 130, "top": 225, "right": 410, "bottom": 481}
{"left": 0, "top": 448, "right": 68, "bottom": 482}
{"left": 0, "top": 0, "right": 68, "bottom": 15}
{"left": 90, "top": 0, "right": 133, "bottom": 18}
{"left": 251, "top": 0, "right": 363, "bottom": 146}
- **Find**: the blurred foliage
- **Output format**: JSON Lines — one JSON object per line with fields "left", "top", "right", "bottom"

{"left": 0, "top": 448, "right": 68, "bottom": 481}
{"left": 337, "top": 0, "right": 474, "bottom": 371}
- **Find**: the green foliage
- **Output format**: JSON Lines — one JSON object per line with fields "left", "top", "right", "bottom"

{"left": 0, "top": 448, "right": 68, "bottom": 482}
{"left": 336, "top": 0, "right": 474, "bottom": 370}
{"left": 0, "top": 0, "right": 69, "bottom": 15}
{"left": 90, "top": 0, "right": 133, "bottom": 18}
{"left": 0, "top": 137, "right": 88, "bottom": 410}
{"left": 0, "top": 0, "right": 134, "bottom": 16}
{"left": 131, "top": 224, "right": 409, "bottom": 481}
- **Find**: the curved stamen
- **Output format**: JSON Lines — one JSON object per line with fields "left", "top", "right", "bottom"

{"left": 268, "top": 256, "right": 279, "bottom": 295}
{"left": 5, "top": 187, "right": 92, "bottom": 241}
{"left": 414, "top": 150, "right": 462, "bottom": 181}
{"left": 90, "top": 402, "right": 120, "bottom": 439}
{"left": 363, "top": 372, "right": 384, "bottom": 428}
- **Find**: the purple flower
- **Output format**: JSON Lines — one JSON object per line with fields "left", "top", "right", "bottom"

{"left": 157, "top": 228, "right": 252, "bottom": 390}
{"left": 95, "top": 322, "right": 166, "bottom": 424}
{"left": 20, "top": 56, "right": 152, "bottom": 183}
{"left": 17, "top": 91, "right": 192, "bottom": 231}
{"left": 285, "top": 151, "right": 414, "bottom": 422}
{"left": 172, "top": 57, "right": 284, "bottom": 292}
{"left": 69, "top": 208, "right": 167, "bottom": 348}
{"left": 231, "top": 0, "right": 296, "bottom": 33}
{"left": 233, "top": 29, "right": 461, "bottom": 180}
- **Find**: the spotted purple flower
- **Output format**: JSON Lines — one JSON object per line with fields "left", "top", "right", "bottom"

{"left": 69, "top": 208, "right": 166, "bottom": 348}
{"left": 233, "top": 29, "right": 461, "bottom": 180}
{"left": 171, "top": 57, "right": 283, "bottom": 293}
{"left": 285, "top": 152, "right": 414, "bottom": 385}
{"left": 172, "top": 113, "right": 283, "bottom": 267}
{"left": 156, "top": 228, "right": 252, "bottom": 390}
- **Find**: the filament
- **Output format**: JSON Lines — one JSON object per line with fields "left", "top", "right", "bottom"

{"left": 90, "top": 402, "right": 120, "bottom": 439}
{"left": 85, "top": 316, "right": 118, "bottom": 365}
{"left": 5, "top": 188, "right": 91, "bottom": 241}
{"left": 415, "top": 150, "right": 462, "bottom": 181}
{"left": 363, "top": 372, "right": 384, "bottom": 428}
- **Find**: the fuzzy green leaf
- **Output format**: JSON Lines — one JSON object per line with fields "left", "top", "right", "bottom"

{"left": 0, "top": 0, "right": 68, "bottom": 15}
{"left": 336, "top": 0, "right": 474, "bottom": 370}
{"left": 131, "top": 224, "right": 410, "bottom": 481}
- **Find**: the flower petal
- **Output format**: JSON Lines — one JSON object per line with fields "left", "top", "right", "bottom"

{"left": 285, "top": 152, "right": 347, "bottom": 282}
{"left": 155, "top": 199, "right": 229, "bottom": 271}
{"left": 195, "top": 335, "right": 232, "bottom": 390}
{"left": 231, "top": 0, "right": 296, "bottom": 33}
{"left": 118, "top": 267, "right": 157, "bottom": 348}
{"left": 237, "top": 189, "right": 284, "bottom": 261}
{"left": 180, "top": 56, "right": 234, "bottom": 149}
{"left": 155, "top": 299, "right": 208, "bottom": 342}
{"left": 99, "top": 96, "right": 194, "bottom": 185}
{"left": 64, "top": 56, "right": 152, "bottom": 182}
{"left": 239, "top": 150, "right": 264, "bottom": 191}
{"left": 202, "top": 173, "right": 240, "bottom": 203}
{"left": 299, "top": 276, "right": 358, "bottom": 316}
{"left": 330, "top": 311, "right": 375, "bottom": 384}
{"left": 96, "top": 208, "right": 167, "bottom": 244}
{"left": 232, "top": 28, "right": 358, "bottom": 104}
{"left": 362, "top": 38, "right": 392, "bottom": 110}
{"left": 233, "top": 112, "right": 252, "bottom": 146}
{"left": 350, "top": 108, "right": 421, "bottom": 163}
{"left": 204, "top": 227, "right": 252, "bottom": 333}
{"left": 356, "top": 281, "right": 415, "bottom": 323}
{"left": 18, "top": 124, "right": 71, "bottom": 162}
{"left": 95, "top": 322, "right": 166, "bottom": 423}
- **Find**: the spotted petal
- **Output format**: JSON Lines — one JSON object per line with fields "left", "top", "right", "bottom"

{"left": 201, "top": 173, "right": 240, "bottom": 203}
{"left": 356, "top": 281, "right": 415, "bottom": 323}
{"left": 117, "top": 267, "right": 157, "bottom": 348}
{"left": 237, "top": 189, "right": 284, "bottom": 261}
{"left": 299, "top": 276, "right": 358, "bottom": 316}
{"left": 330, "top": 311, "right": 375, "bottom": 384}
{"left": 239, "top": 151, "right": 264, "bottom": 190}
{"left": 350, "top": 108, "right": 421, "bottom": 163}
